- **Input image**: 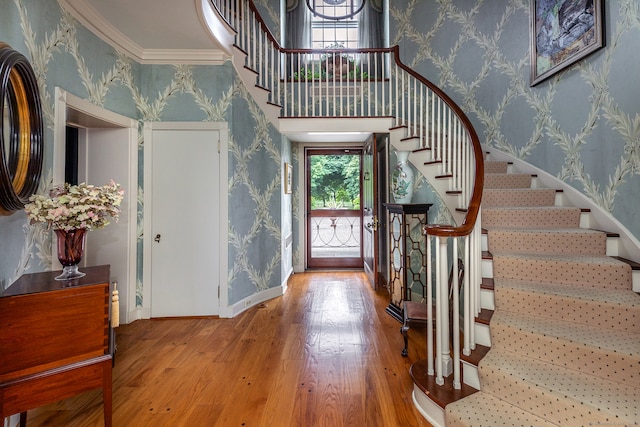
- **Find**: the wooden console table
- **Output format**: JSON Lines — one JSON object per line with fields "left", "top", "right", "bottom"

{"left": 0, "top": 265, "right": 112, "bottom": 427}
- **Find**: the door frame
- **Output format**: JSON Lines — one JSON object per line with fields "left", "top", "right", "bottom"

{"left": 362, "top": 134, "right": 378, "bottom": 288}
{"left": 300, "top": 144, "right": 366, "bottom": 270}
{"left": 142, "top": 121, "right": 230, "bottom": 317}
{"left": 53, "top": 87, "right": 139, "bottom": 323}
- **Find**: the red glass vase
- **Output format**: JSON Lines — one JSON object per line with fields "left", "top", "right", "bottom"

{"left": 54, "top": 228, "right": 87, "bottom": 280}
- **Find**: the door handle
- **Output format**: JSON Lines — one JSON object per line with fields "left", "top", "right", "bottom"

{"left": 154, "top": 234, "right": 161, "bottom": 243}
{"left": 373, "top": 216, "right": 380, "bottom": 231}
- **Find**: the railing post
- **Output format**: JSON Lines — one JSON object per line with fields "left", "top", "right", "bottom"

{"left": 426, "top": 233, "right": 434, "bottom": 375}
{"left": 452, "top": 237, "right": 461, "bottom": 389}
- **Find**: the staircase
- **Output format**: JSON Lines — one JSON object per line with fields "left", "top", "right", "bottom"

{"left": 202, "top": 1, "right": 640, "bottom": 425}
{"left": 446, "top": 151, "right": 640, "bottom": 426}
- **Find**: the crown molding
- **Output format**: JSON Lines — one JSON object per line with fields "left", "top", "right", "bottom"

{"left": 58, "top": 0, "right": 227, "bottom": 65}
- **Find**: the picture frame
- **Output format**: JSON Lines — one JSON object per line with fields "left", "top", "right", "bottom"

{"left": 284, "top": 162, "right": 293, "bottom": 194}
{"left": 530, "top": 0, "right": 604, "bottom": 86}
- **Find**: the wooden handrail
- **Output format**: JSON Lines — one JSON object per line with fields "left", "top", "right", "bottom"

{"left": 389, "top": 46, "right": 484, "bottom": 237}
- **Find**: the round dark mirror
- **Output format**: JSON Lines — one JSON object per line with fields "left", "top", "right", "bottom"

{"left": 0, "top": 43, "right": 43, "bottom": 214}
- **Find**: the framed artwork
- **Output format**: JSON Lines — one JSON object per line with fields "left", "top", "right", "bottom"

{"left": 284, "top": 162, "right": 293, "bottom": 194}
{"left": 530, "top": 0, "right": 604, "bottom": 86}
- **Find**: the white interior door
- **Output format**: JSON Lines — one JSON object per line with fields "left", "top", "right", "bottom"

{"left": 149, "top": 127, "right": 220, "bottom": 317}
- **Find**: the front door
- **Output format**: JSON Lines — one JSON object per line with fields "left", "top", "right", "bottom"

{"left": 148, "top": 126, "right": 220, "bottom": 317}
{"left": 306, "top": 149, "right": 363, "bottom": 269}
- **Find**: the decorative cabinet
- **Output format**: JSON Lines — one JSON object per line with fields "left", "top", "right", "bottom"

{"left": 0, "top": 265, "right": 113, "bottom": 427}
{"left": 385, "top": 203, "right": 431, "bottom": 322}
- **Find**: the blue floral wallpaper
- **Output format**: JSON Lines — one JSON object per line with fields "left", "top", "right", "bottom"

{"left": 388, "top": 0, "right": 640, "bottom": 240}
{"left": 2, "top": 0, "right": 639, "bottom": 308}
{"left": 259, "top": 0, "right": 640, "bottom": 242}
{"left": 0, "top": 0, "right": 288, "bottom": 309}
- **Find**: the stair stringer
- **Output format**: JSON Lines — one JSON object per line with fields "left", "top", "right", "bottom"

{"left": 200, "top": 0, "right": 283, "bottom": 128}
{"left": 230, "top": 46, "right": 282, "bottom": 128}
{"left": 389, "top": 126, "right": 466, "bottom": 225}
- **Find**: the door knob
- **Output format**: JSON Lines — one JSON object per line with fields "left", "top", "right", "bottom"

{"left": 154, "top": 234, "right": 161, "bottom": 243}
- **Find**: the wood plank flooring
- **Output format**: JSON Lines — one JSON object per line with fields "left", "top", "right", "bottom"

{"left": 24, "top": 271, "right": 432, "bottom": 426}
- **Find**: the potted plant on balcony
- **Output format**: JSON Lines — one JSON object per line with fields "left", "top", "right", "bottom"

{"left": 292, "top": 45, "right": 370, "bottom": 81}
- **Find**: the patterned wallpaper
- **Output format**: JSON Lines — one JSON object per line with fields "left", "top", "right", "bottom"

{"left": 2, "top": 0, "right": 638, "bottom": 301}
{"left": 258, "top": 0, "right": 640, "bottom": 242}
{"left": 0, "top": 0, "right": 287, "bottom": 308}
{"left": 389, "top": 0, "right": 640, "bottom": 240}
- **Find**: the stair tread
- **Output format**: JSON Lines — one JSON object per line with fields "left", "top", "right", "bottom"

{"left": 479, "top": 349, "right": 640, "bottom": 421}
{"left": 491, "top": 252, "right": 632, "bottom": 290}
{"left": 482, "top": 188, "right": 557, "bottom": 207}
{"left": 493, "top": 277, "right": 640, "bottom": 307}
{"left": 491, "top": 310, "right": 640, "bottom": 356}
{"left": 484, "top": 227, "right": 603, "bottom": 235}
{"left": 446, "top": 391, "right": 557, "bottom": 426}
{"left": 492, "top": 251, "right": 629, "bottom": 266}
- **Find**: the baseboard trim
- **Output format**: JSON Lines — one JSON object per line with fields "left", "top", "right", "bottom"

{"left": 412, "top": 385, "right": 445, "bottom": 427}
{"left": 127, "top": 307, "right": 151, "bottom": 323}
{"left": 229, "top": 285, "right": 287, "bottom": 317}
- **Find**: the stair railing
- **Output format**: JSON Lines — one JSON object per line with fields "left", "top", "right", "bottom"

{"left": 209, "top": 0, "right": 484, "bottom": 390}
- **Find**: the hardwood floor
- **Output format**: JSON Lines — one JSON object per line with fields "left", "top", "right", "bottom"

{"left": 25, "top": 271, "right": 432, "bottom": 426}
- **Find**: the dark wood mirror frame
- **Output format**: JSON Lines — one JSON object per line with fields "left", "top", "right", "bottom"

{"left": 0, "top": 42, "right": 44, "bottom": 215}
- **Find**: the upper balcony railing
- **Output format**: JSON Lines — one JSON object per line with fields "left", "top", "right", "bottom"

{"left": 209, "top": 0, "right": 484, "bottom": 391}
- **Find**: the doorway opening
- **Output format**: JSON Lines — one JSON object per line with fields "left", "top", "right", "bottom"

{"left": 306, "top": 148, "right": 363, "bottom": 269}
{"left": 54, "top": 88, "right": 138, "bottom": 323}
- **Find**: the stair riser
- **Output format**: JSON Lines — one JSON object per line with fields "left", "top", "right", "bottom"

{"left": 484, "top": 174, "right": 532, "bottom": 189}
{"left": 483, "top": 208, "right": 581, "bottom": 229}
{"left": 482, "top": 189, "right": 556, "bottom": 207}
{"left": 493, "top": 286, "right": 640, "bottom": 331}
{"left": 474, "top": 322, "right": 491, "bottom": 347}
{"left": 487, "top": 229, "right": 607, "bottom": 255}
{"left": 481, "top": 258, "right": 493, "bottom": 278}
{"left": 492, "top": 256, "right": 631, "bottom": 289}
{"left": 461, "top": 361, "right": 480, "bottom": 389}
{"left": 480, "top": 288, "right": 494, "bottom": 310}
{"left": 483, "top": 234, "right": 618, "bottom": 256}
{"left": 490, "top": 321, "right": 640, "bottom": 386}
{"left": 484, "top": 161, "right": 509, "bottom": 174}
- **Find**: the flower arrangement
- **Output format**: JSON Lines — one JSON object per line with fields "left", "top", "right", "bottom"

{"left": 24, "top": 180, "right": 124, "bottom": 231}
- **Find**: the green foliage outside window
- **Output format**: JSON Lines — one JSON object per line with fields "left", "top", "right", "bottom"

{"left": 310, "top": 155, "right": 360, "bottom": 210}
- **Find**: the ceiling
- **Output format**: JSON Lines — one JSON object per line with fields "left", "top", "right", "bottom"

{"left": 59, "top": 0, "right": 227, "bottom": 64}
{"left": 58, "top": 0, "right": 373, "bottom": 143}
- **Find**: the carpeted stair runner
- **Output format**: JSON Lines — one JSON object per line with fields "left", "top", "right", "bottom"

{"left": 445, "top": 159, "right": 640, "bottom": 426}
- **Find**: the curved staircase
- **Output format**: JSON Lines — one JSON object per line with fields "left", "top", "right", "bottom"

{"left": 447, "top": 152, "right": 640, "bottom": 426}
{"left": 201, "top": 1, "right": 640, "bottom": 424}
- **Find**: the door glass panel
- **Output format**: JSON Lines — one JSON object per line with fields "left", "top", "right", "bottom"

{"left": 307, "top": 150, "right": 363, "bottom": 268}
